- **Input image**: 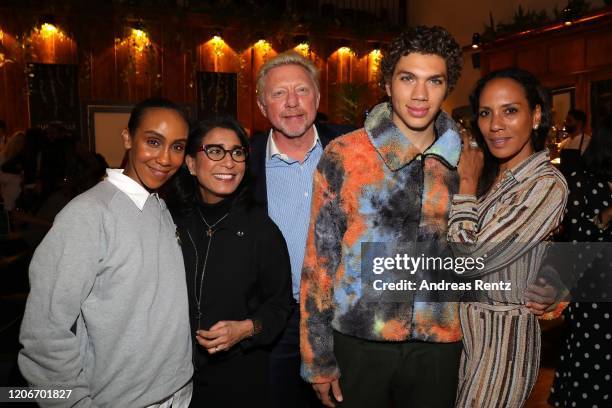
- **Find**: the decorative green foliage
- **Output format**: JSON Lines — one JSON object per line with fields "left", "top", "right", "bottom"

{"left": 480, "top": 0, "right": 595, "bottom": 43}
{"left": 332, "top": 82, "right": 369, "bottom": 126}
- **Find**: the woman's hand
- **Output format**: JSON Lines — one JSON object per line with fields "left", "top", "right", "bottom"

{"left": 458, "top": 129, "right": 484, "bottom": 196}
{"left": 195, "top": 319, "right": 254, "bottom": 354}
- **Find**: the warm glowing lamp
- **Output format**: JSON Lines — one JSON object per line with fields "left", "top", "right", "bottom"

{"left": 471, "top": 33, "right": 481, "bottom": 49}
{"left": 39, "top": 15, "right": 59, "bottom": 39}
{"left": 295, "top": 43, "right": 309, "bottom": 56}
{"left": 210, "top": 32, "right": 226, "bottom": 59}
{"left": 132, "top": 28, "right": 147, "bottom": 40}
{"left": 562, "top": 5, "right": 574, "bottom": 26}
{"left": 128, "top": 22, "right": 150, "bottom": 54}
{"left": 41, "top": 23, "right": 58, "bottom": 37}
{"left": 254, "top": 38, "right": 272, "bottom": 56}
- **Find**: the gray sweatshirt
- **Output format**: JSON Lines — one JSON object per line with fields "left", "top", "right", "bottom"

{"left": 18, "top": 180, "right": 193, "bottom": 407}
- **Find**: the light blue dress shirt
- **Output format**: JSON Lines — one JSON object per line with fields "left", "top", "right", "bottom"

{"left": 265, "top": 128, "right": 323, "bottom": 301}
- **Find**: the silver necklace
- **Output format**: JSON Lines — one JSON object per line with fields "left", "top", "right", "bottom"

{"left": 198, "top": 208, "right": 229, "bottom": 237}
{"left": 191, "top": 208, "right": 229, "bottom": 329}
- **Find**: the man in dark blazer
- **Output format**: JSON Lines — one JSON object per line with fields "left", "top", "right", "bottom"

{"left": 250, "top": 121, "right": 352, "bottom": 208}
{"left": 249, "top": 51, "right": 352, "bottom": 408}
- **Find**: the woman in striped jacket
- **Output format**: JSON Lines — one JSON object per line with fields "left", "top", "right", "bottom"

{"left": 448, "top": 68, "right": 568, "bottom": 407}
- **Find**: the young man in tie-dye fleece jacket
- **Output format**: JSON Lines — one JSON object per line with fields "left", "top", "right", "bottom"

{"left": 299, "top": 26, "right": 465, "bottom": 408}
{"left": 300, "top": 26, "right": 562, "bottom": 408}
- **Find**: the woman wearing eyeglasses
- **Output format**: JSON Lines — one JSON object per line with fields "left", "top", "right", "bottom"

{"left": 166, "top": 116, "right": 292, "bottom": 407}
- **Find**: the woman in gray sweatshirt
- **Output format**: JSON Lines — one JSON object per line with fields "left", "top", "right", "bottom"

{"left": 18, "top": 98, "right": 194, "bottom": 408}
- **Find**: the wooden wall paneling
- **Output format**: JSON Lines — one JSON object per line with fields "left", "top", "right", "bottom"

{"left": 575, "top": 75, "right": 589, "bottom": 116}
{"left": 184, "top": 51, "right": 197, "bottom": 104}
{"left": 479, "top": 12, "right": 612, "bottom": 137}
{"left": 114, "top": 37, "right": 131, "bottom": 102}
{"left": 584, "top": 67, "right": 612, "bottom": 129}
{"left": 237, "top": 47, "right": 253, "bottom": 134}
{"left": 136, "top": 23, "right": 162, "bottom": 101}
{"left": 249, "top": 46, "right": 267, "bottom": 134}
{"left": 1, "top": 6, "right": 394, "bottom": 137}
{"left": 78, "top": 49, "right": 92, "bottom": 102}
{"left": 326, "top": 51, "right": 340, "bottom": 122}
{"left": 225, "top": 44, "right": 243, "bottom": 127}
{"left": 486, "top": 50, "right": 516, "bottom": 73}
{"left": 150, "top": 24, "right": 164, "bottom": 99}
{"left": 548, "top": 38, "right": 585, "bottom": 75}
{"left": 354, "top": 54, "right": 368, "bottom": 84}
{"left": 586, "top": 30, "right": 612, "bottom": 69}
{"left": 587, "top": 67, "right": 612, "bottom": 83}
{"left": 314, "top": 52, "right": 329, "bottom": 116}
{"left": 1, "top": 59, "right": 29, "bottom": 133}
{"left": 245, "top": 47, "right": 256, "bottom": 135}
{"left": 54, "top": 35, "right": 77, "bottom": 65}
{"left": 0, "top": 19, "right": 29, "bottom": 133}
{"left": 517, "top": 45, "right": 547, "bottom": 75}
{"left": 89, "top": 23, "right": 118, "bottom": 101}
{"left": 161, "top": 26, "right": 185, "bottom": 103}
{"left": 0, "top": 59, "right": 6, "bottom": 125}
{"left": 249, "top": 43, "right": 279, "bottom": 134}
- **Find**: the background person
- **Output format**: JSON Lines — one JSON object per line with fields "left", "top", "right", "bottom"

{"left": 549, "top": 113, "right": 612, "bottom": 408}
{"left": 0, "top": 120, "right": 8, "bottom": 150}
{"left": 559, "top": 109, "right": 590, "bottom": 178}
{"left": 0, "top": 131, "right": 25, "bottom": 210}
{"left": 168, "top": 116, "right": 292, "bottom": 407}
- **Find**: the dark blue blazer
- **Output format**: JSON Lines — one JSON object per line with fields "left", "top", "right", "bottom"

{"left": 249, "top": 122, "right": 354, "bottom": 210}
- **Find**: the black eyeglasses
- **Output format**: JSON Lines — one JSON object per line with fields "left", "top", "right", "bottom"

{"left": 197, "top": 144, "right": 248, "bottom": 162}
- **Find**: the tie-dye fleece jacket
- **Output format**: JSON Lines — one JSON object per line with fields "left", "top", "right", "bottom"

{"left": 300, "top": 102, "right": 462, "bottom": 384}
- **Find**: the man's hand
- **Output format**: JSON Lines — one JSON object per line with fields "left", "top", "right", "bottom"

{"left": 525, "top": 278, "right": 558, "bottom": 315}
{"left": 312, "top": 379, "right": 343, "bottom": 407}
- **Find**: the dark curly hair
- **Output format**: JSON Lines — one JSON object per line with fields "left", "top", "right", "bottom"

{"left": 469, "top": 67, "right": 552, "bottom": 196}
{"left": 380, "top": 26, "right": 463, "bottom": 93}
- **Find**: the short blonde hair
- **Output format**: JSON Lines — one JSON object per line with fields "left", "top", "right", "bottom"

{"left": 256, "top": 51, "right": 320, "bottom": 104}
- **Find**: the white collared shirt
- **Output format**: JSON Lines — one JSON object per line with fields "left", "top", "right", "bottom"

{"left": 265, "top": 125, "right": 320, "bottom": 163}
{"left": 106, "top": 168, "right": 159, "bottom": 211}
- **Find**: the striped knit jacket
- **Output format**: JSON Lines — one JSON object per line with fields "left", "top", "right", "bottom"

{"left": 300, "top": 102, "right": 462, "bottom": 384}
{"left": 448, "top": 150, "right": 569, "bottom": 309}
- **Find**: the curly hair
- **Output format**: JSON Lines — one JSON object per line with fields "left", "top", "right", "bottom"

{"left": 380, "top": 26, "right": 463, "bottom": 93}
